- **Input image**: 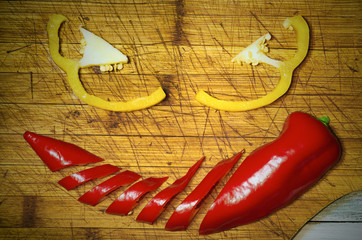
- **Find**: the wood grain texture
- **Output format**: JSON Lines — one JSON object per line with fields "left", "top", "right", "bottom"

{"left": 0, "top": 0, "right": 361, "bottom": 239}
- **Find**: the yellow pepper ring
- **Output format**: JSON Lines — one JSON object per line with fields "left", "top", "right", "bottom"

{"left": 195, "top": 15, "right": 310, "bottom": 112}
{"left": 47, "top": 14, "right": 166, "bottom": 112}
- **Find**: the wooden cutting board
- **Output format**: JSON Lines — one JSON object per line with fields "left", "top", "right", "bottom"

{"left": 0, "top": 0, "right": 361, "bottom": 239}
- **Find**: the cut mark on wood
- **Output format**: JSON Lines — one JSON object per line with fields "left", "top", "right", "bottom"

{"left": 6, "top": 44, "right": 32, "bottom": 54}
{"left": 347, "top": 65, "right": 358, "bottom": 73}
{"left": 173, "top": 0, "right": 185, "bottom": 45}
{"left": 156, "top": 28, "right": 171, "bottom": 56}
{"left": 22, "top": 195, "right": 37, "bottom": 228}
{"left": 213, "top": 37, "right": 231, "bottom": 56}
{"left": 30, "top": 72, "right": 33, "bottom": 99}
{"left": 249, "top": 11, "right": 283, "bottom": 47}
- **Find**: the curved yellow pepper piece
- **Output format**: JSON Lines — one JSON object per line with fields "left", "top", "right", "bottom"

{"left": 47, "top": 14, "right": 166, "bottom": 112}
{"left": 195, "top": 15, "right": 309, "bottom": 111}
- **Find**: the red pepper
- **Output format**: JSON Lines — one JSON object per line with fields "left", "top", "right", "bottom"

{"left": 78, "top": 170, "right": 142, "bottom": 206}
{"left": 165, "top": 151, "right": 244, "bottom": 231}
{"left": 136, "top": 157, "right": 205, "bottom": 224}
{"left": 199, "top": 112, "right": 341, "bottom": 235}
{"left": 106, "top": 176, "right": 168, "bottom": 216}
{"left": 58, "top": 164, "right": 120, "bottom": 190}
{"left": 24, "top": 131, "right": 104, "bottom": 171}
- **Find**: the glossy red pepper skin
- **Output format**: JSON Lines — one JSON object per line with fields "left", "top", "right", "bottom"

{"left": 199, "top": 112, "right": 341, "bottom": 235}
{"left": 24, "top": 131, "right": 104, "bottom": 171}
{"left": 78, "top": 170, "right": 142, "bottom": 206}
{"left": 58, "top": 164, "right": 120, "bottom": 190}
{"left": 106, "top": 176, "right": 169, "bottom": 216}
{"left": 165, "top": 151, "right": 244, "bottom": 231}
{"left": 136, "top": 157, "right": 205, "bottom": 224}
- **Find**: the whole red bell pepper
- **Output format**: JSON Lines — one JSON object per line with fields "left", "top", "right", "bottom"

{"left": 199, "top": 112, "right": 341, "bottom": 235}
{"left": 58, "top": 164, "right": 120, "bottom": 190}
{"left": 165, "top": 151, "right": 244, "bottom": 231}
{"left": 78, "top": 170, "right": 142, "bottom": 206}
{"left": 136, "top": 157, "right": 205, "bottom": 224}
{"left": 24, "top": 131, "right": 104, "bottom": 171}
{"left": 106, "top": 176, "right": 168, "bottom": 216}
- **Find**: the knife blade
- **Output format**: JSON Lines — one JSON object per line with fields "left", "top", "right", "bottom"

{"left": 292, "top": 191, "right": 362, "bottom": 240}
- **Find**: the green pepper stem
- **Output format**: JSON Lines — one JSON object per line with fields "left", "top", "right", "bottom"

{"left": 318, "top": 116, "right": 330, "bottom": 126}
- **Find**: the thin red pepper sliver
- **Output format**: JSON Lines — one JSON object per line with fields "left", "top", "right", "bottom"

{"left": 78, "top": 170, "right": 142, "bottom": 206}
{"left": 58, "top": 164, "right": 120, "bottom": 190}
{"left": 165, "top": 151, "right": 244, "bottom": 231}
{"left": 23, "top": 131, "right": 104, "bottom": 172}
{"left": 136, "top": 157, "right": 205, "bottom": 224}
{"left": 106, "top": 176, "right": 168, "bottom": 216}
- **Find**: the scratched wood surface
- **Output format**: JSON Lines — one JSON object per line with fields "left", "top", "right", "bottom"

{"left": 0, "top": 0, "right": 361, "bottom": 239}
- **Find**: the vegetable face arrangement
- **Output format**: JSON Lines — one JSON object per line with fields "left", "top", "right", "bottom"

{"left": 24, "top": 112, "right": 341, "bottom": 234}
{"left": 47, "top": 14, "right": 166, "bottom": 112}
{"left": 25, "top": 14, "right": 341, "bottom": 235}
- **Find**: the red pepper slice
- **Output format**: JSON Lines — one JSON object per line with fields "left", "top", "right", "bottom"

{"left": 58, "top": 164, "right": 120, "bottom": 190}
{"left": 136, "top": 157, "right": 205, "bottom": 224}
{"left": 106, "top": 176, "right": 169, "bottom": 216}
{"left": 78, "top": 170, "right": 142, "bottom": 206}
{"left": 165, "top": 151, "right": 244, "bottom": 231}
{"left": 199, "top": 112, "right": 341, "bottom": 235}
{"left": 23, "top": 131, "right": 104, "bottom": 172}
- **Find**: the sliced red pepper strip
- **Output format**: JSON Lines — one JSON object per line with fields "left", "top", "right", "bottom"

{"left": 23, "top": 131, "right": 104, "bottom": 172}
{"left": 136, "top": 157, "right": 205, "bottom": 224}
{"left": 106, "top": 176, "right": 169, "bottom": 216}
{"left": 165, "top": 151, "right": 244, "bottom": 231}
{"left": 199, "top": 112, "right": 341, "bottom": 235}
{"left": 78, "top": 170, "right": 142, "bottom": 206}
{"left": 58, "top": 164, "right": 120, "bottom": 190}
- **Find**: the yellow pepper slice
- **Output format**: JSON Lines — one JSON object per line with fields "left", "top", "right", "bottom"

{"left": 195, "top": 15, "right": 309, "bottom": 111}
{"left": 47, "top": 14, "right": 166, "bottom": 112}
